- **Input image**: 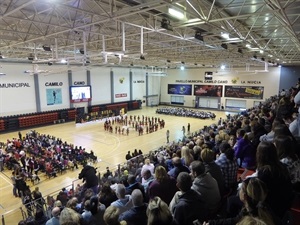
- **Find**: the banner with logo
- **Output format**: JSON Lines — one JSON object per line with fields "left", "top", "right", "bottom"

{"left": 225, "top": 86, "right": 264, "bottom": 99}
{"left": 168, "top": 84, "right": 192, "bottom": 95}
{"left": 46, "top": 88, "right": 62, "bottom": 105}
{"left": 194, "top": 85, "right": 223, "bottom": 97}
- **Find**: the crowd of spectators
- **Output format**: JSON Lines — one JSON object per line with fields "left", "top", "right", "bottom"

{"left": 6, "top": 83, "right": 300, "bottom": 225}
{"left": 156, "top": 107, "right": 216, "bottom": 119}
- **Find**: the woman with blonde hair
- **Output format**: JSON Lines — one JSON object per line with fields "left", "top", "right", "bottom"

{"left": 148, "top": 166, "right": 177, "bottom": 205}
{"left": 181, "top": 146, "right": 194, "bottom": 167}
{"left": 59, "top": 207, "right": 81, "bottom": 225}
{"left": 147, "top": 197, "right": 177, "bottom": 225}
{"left": 103, "top": 206, "right": 127, "bottom": 225}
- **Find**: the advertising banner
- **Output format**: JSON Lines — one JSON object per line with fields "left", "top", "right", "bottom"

{"left": 46, "top": 88, "right": 62, "bottom": 105}
{"left": 168, "top": 84, "right": 192, "bottom": 95}
{"left": 194, "top": 85, "right": 222, "bottom": 97}
{"left": 225, "top": 86, "right": 264, "bottom": 99}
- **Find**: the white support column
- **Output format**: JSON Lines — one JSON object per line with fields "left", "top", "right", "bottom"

{"left": 122, "top": 22, "right": 125, "bottom": 52}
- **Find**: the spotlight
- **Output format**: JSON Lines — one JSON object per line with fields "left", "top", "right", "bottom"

{"left": 28, "top": 53, "right": 34, "bottom": 60}
{"left": 161, "top": 18, "right": 173, "bottom": 31}
{"left": 140, "top": 55, "right": 145, "bottom": 60}
{"left": 221, "top": 44, "right": 228, "bottom": 49}
{"left": 195, "top": 31, "right": 204, "bottom": 41}
{"left": 180, "top": 65, "right": 185, "bottom": 70}
{"left": 42, "top": 45, "right": 52, "bottom": 52}
{"left": 220, "top": 65, "right": 225, "bottom": 70}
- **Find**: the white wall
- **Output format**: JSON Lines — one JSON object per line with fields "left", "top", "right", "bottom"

{"left": 0, "top": 63, "right": 36, "bottom": 116}
{"left": 90, "top": 67, "right": 111, "bottom": 105}
{"left": 113, "top": 68, "right": 130, "bottom": 102}
{"left": 160, "top": 67, "right": 281, "bottom": 109}
{"left": 132, "top": 69, "right": 146, "bottom": 101}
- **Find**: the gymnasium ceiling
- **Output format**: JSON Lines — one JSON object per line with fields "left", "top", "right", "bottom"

{"left": 1, "top": 0, "right": 300, "bottom": 70}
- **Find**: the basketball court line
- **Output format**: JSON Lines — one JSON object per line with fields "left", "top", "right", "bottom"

{"left": 0, "top": 172, "right": 12, "bottom": 187}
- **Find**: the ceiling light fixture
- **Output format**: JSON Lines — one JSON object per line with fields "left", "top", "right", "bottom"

{"left": 220, "top": 65, "right": 225, "bottom": 70}
{"left": 221, "top": 32, "right": 229, "bottom": 39}
{"left": 168, "top": 7, "right": 185, "bottom": 20}
{"left": 180, "top": 65, "right": 185, "bottom": 70}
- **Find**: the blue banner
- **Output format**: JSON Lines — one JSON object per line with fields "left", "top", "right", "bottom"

{"left": 168, "top": 84, "right": 192, "bottom": 95}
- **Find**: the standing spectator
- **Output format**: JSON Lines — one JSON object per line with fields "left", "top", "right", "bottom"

{"left": 119, "top": 189, "right": 148, "bottom": 225}
{"left": 182, "top": 126, "right": 186, "bottom": 137}
{"left": 11, "top": 171, "right": 18, "bottom": 197}
{"left": 166, "top": 130, "right": 170, "bottom": 143}
{"left": 0, "top": 150, "right": 4, "bottom": 172}
{"left": 187, "top": 123, "right": 191, "bottom": 134}
{"left": 170, "top": 172, "right": 208, "bottom": 225}
{"left": 125, "top": 151, "right": 132, "bottom": 161}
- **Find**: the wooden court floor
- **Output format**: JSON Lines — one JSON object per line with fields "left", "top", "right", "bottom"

{"left": 0, "top": 106, "right": 226, "bottom": 224}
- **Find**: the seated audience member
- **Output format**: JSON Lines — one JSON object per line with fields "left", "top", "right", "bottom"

{"left": 203, "top": 177, "right": 280, "bottom": 225}
{"left": 99, "top": 183, "right": 118, "bottom": 208}
{"left": 103, "top": 206, "right": 127, "bottom": 225}
{"left": 259, "top": 118, "right": 284, "bottom": 142}
{"left": 59, "top": 207, "right": 81, "bottom": 225}
{"left": 201, "top": 148, "right": 225, "bottom": 196}
{"left": 103, "top": 167, "right": 113, "bottom": 179}
{"left": 111, "top": 184, "right": 133, "bottom": 214}
{"left": 125, "top": 175, "right": 146, "bottom": 201}
{"left": 236, "top": 216, "right": 268, "bottom": 225}
{"left": 215, "top": 142, "right": 238, "bottom": 191}
{"left": 234, "top": 129, "right": 256, "bottom": 171}
{"left": 35, "top": 208, "right": 49, "bottom": 225}
{"left": 181, "top": 146, "right": 194, "bottom": 167}
{"left": 45, "top": 207, "right": 60, "bottom": 225}
{"left": 90, "top": 195, "right": 106, "bottom": 225}
{"left": 81, "top": 200, "right": 93, "bottom": 224}
{"left": 256, "top": 142, "right": 293, "bottom": 219}
{"left": 167, "top": 156, "right": 190, "bottom": 180}
{"left": 170, "top": 172, "right": 208, "bottom": 225}
{"left": 119, "top": 189, "right": 148, "bottom": 225}
{"left": 141, "top": 169, "right": 154, "bottom": 194}
{"left": 190, "top": 160, "right": 221, "bottom": 215}
{"left": 147, "top": 197, "right": 177, "bottom": 225}
{"left": 148, "top": 166, "right": 178, "bottom": 205}
{"left": 274, "top": 135, "right": 300, "bottom": 191}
